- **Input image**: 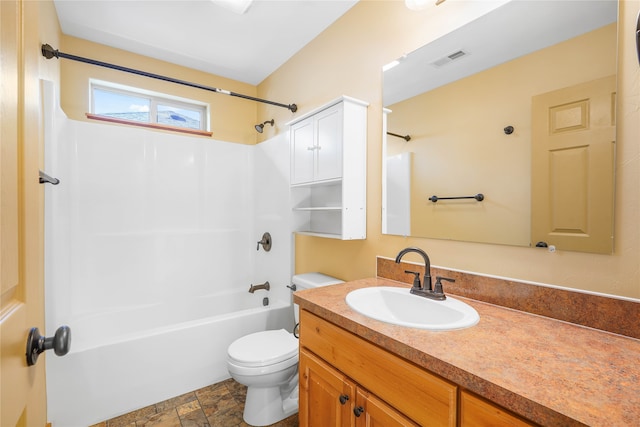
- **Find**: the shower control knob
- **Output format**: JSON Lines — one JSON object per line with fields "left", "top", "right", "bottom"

{"left": 26, "top": 325, "right": 71, "bottom": 366}
{"left": 256, "top": 232, "right": 272, "bottom": 252}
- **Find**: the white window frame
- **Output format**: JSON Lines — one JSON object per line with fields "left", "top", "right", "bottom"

{"left": 90, "top": 79, "right": 210, "bottom": 132}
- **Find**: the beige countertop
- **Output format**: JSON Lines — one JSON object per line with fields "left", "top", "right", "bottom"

{"left": 293, "top": 277, "right": 640, "bottom": 427}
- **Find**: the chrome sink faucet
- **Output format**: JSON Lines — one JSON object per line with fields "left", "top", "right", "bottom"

{"left": 395, "top": 247, "right": 447, "bottom": 301}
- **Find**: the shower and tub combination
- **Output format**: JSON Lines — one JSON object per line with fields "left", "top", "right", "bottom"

{"left": 41, "top": 82, "right": 294, "bottom": 427}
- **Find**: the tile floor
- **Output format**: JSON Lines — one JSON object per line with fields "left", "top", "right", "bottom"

{"left": 89, "top": 378, "right": 298, "bottom": 427}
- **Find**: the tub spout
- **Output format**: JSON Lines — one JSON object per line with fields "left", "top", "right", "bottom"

{"left": 248, "top": 281, "right": 270, "bottom": 293}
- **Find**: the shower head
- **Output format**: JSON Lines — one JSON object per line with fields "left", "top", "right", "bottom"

{"left": 255, "top": 119, "right": 274, "bottom": 133}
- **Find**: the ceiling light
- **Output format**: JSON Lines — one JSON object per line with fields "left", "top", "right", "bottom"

{"left": 382, "top": 60, "right": 400, "bottom": 72}
{"left": 405, "top": 0, "right": 446, "bottom": 11}
{"left": 212, "top": 0, "right": 254, "bottom": 15}
{"left": 383, "top": 54, "right": 407, "bottom": 72}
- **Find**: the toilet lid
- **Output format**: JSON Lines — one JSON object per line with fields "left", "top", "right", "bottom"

{"left": 228, "top": 329, "right": 298, "bottom": 367}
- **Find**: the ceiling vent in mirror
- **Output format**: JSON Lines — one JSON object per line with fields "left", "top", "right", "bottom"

{"left": 431, "top": 50, "right": 469, "bottom": 67}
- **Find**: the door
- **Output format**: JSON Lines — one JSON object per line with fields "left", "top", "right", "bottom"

{"left": 459, "top": 391, "right": 535, "bottom": 427}
{"left": 531, "top": 75, "right": 616, "bottom": 253}
{"left": 290, "top": 117, "right": 315, "bottom": 185}
{"left": 315, "top": 102, "right": 343, "bottom": 182}
{"left": 1, "top": 0, "right": 47, "bottom": 425}
{"left": 290, "top": 102, "right": 344, "bottom": 185}
{"left": 299, "top": 349, "right": 355, "bottom": 427}
{"left": 354, "top": 388, "right": 419, "bottom": 427}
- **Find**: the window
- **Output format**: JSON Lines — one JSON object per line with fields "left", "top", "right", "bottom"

{"left": 90, "top": 81, "right": 209, "bottom": 134}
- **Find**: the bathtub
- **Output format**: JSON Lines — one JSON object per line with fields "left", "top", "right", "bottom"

{"left": 45, "top": 289, "right": 292, "bottom": 427}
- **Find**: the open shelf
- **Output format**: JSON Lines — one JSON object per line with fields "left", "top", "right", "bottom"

{"left": 293, "top": 206, "right": 342, "bottom": 212}
{"left": 294, "top": 231, "right": 343, "bottom": 239}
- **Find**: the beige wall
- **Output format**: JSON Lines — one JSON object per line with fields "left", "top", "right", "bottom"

{"left": 35, "top": 0, "right": 62, "bottom": 87}
{"left": 259, "top": 0, "right": 640, "bottom": 299}
{"left": 59, "top": 35, "right": 260, "bottom": 145}
{"left": 387, "top": 24, "right": 616, "bottom": 247}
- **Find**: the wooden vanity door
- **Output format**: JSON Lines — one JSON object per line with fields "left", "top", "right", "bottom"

{"left": 354, "top": 388, "right": 419, "bottom": 427}
{"left": 459, "top": 391, "right": 537, "bottom": 427}
{"left": 531, "top": 75, "right": 616, "bottom": 253}
{"left": 299, "top": 349, "right": 355, "bottom": 427}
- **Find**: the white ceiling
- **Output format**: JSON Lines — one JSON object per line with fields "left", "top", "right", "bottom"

{"left": 53, "top": 0, "right": 358, "bottom": 85}
{"left": 383, "top": 0, "right": 618, "bottom": 106}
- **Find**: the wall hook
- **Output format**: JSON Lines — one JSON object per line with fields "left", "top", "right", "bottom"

{"left": 39, "top": 170, "right": 60, "bottom": 185}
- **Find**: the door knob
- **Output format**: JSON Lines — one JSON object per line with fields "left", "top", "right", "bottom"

{"left": 26, "top": 325, "right": 71, "bottom": 366}
{"left": 353, "top": 406, "right": 364, "bottom": 417}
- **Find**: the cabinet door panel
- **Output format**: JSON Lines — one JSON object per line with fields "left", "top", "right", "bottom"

{"left": 300, "top": 349, "right": 355, "bottom": 427}
{"left": 356, "top": 388, "right": 419, "bottom": 427}
{"left": 291, "top": 118, "right": 315, "bottom": 184}
{"left": 460, "top": 391, "right": 537, "bottom": 427}
{"left": 315, "top": 103, "right": 343, "bottom": 181}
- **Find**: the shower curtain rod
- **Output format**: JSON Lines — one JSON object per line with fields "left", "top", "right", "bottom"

{"left": 41, "top": 44, "right": 298, "bottom": 113}
{"left": 387, "top": 131, "right": 411, "bottom": 142}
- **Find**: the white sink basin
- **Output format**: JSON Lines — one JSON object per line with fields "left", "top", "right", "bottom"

{"left": 345, "top": 286, "right": 479, "bottom": 331}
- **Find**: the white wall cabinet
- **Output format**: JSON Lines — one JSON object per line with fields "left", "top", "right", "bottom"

{"left": 288, "top": 96, "right": 368, "bottom": 240}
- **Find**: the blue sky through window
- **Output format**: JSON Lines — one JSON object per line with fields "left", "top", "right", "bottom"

{"left": 94, "top": 88, "right": 150, "bottom": 116}
{"left": 157, "top": 105, "right": 201, "bottom": 122}
{"left": 92, "top": 84, "right": 207, "bottom": 131}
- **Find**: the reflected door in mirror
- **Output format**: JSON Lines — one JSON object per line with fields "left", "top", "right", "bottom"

{"left": 531, "top": 75, "right": 616, "bottom": 254}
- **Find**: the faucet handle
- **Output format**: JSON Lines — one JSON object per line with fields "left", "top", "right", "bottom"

{"left": 257, "top": 232, "right": 272, "bottom": 251}
{"left": 434, "top": 276, "right": 455, "bottom": 295}
{"left": 404, "top": 270, "right": 422, "bottom": 289}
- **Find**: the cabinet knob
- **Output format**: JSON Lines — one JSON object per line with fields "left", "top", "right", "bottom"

{"left": 339, "top": 394, "right": 349, "bottom": 405}
{"left": 353, "top": 406, "right": 364, "bottom": 417}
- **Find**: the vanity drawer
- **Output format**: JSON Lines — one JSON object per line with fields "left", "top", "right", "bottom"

{"left": 460, "top": 390, "right": 538, "bottom": 426}
{"left": 300, "top": 310, "right": 457, "bottom": 427}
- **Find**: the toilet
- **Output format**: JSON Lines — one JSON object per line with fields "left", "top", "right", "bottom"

{"left": 226, "top": 273, "right": 343, "bottom": 426}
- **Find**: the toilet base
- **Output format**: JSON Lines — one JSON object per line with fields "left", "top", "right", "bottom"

{"left": 243, "top": 383, "right": 298, "bottom": 426}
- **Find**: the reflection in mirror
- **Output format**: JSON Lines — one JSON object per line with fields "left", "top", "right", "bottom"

{"left": 382, "top": 0, "right": 617, "bottom": 254}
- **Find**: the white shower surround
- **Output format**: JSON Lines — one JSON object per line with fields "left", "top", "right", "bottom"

{"left": 42, "top": 82, "right": 294, "bottom": 426}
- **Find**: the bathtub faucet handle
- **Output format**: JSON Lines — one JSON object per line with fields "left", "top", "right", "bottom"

{"left": 257, "top": 232, "right": 272, "bottom": 252}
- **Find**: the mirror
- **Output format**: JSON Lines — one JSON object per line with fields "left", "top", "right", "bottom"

{"left": 382, "top": 0, "right": 617, "bottom": 254}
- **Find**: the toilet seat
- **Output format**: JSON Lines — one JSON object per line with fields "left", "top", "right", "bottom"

{"left": 228, "top": 329, "right": 298, "bottom": 368}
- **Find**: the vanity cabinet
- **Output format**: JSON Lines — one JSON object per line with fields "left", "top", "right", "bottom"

{"left": 299, "top": 310, "right": 539, "bottom": 427}
{"left": 299, "top": 310, "right": 457, "bottom": 426}
{"left": 289, "top": 96, "right": 368, "bottom": 240}
{"left": 300, "top": 349, "right": 418, "bottom": 427}
{"left": 460, "top": 390, "right": 536, "bottom": 427}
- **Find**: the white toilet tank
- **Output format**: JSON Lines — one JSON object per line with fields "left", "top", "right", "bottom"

{"left": 292, "top": 272, "right": 343, "bottom": 324}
